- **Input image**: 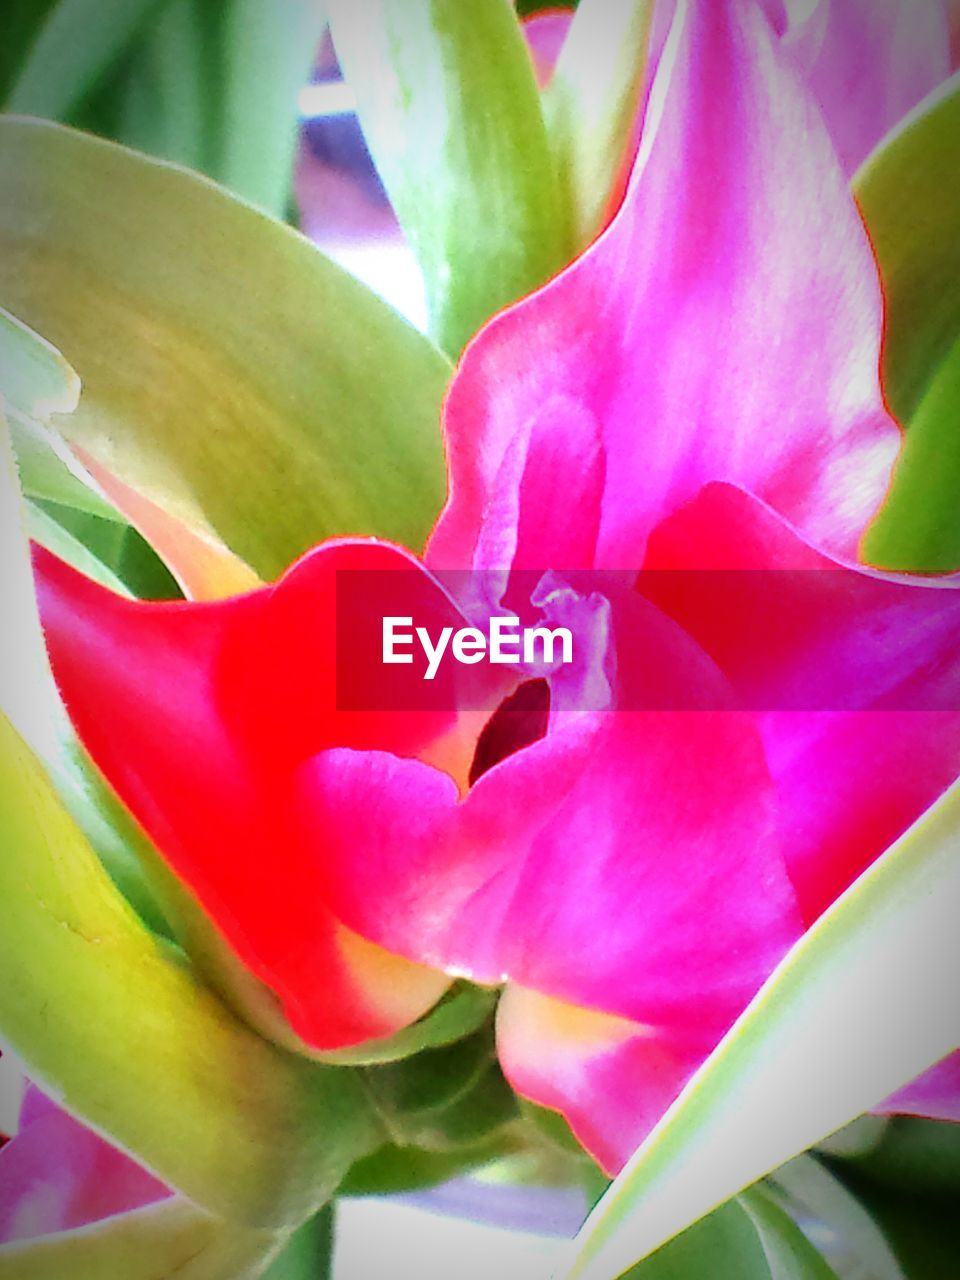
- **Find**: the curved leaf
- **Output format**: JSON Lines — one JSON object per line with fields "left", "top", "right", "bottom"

{"left": 0, "top": 118, "right": 450, "bottom": 586}
{"left": 0, "top": 708, "right": 381, "bottom": 1228}
{"left": 562, "top": 781, "right": 960, "bottom": 1280}
{"left": 329, "top": 0, "right": 570, "bottom": 355}
{"left": 855, "top": 72, "right": 960, "bottom": 424}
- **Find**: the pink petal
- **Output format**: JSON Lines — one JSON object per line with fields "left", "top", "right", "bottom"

{"left": 428, "top": 0, "right": 897, "bottom": 578}
{"left": 0, "top": 1088, "right": 168, "bottom": 1243}
{"left": 645, "top": 482, "right": 960, "bottom": 922}
{"left": 773, "top": 0, "right": 951, "bottom": 175}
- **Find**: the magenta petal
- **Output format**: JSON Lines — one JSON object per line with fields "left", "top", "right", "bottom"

{"left": 645, "top": 482, "right": 960, "bottom": 922}
{"left": 774, "top": 0, "right": 951, "bottom": 175}
{"left": 301, "top": 584, "right": 800, "bottom": 1033}
{"left": 428, "top": 0, "right": 897, "bottom": 577}
{"left": 879, "top": 1052, "right": 960, "bottom": 1124}
{"left": 0, "top": 1089, "right": 168, "bottom": 1243}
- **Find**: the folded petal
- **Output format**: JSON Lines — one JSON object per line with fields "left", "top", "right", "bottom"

{"left": 428, "top": 0, "right": 897, "bottom": 577}
{"left": 33, "top": 543, "right": 483, "bottom": 1049}
{"left": 0, "top": 1088, "right": 168, "bottom": 1243}
{"left": 645, "top": 482, "right": 960, "bottom": 922}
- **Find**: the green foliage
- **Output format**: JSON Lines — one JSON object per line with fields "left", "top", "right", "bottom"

{"left": 329, "top": 0, "right": 571, "bottom": 356}
{"left": 0, "top": 119, "right": 451, "bottom": 584}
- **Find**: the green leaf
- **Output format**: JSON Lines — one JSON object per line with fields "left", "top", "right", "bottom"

{"left": 861, "top": 336, "right": 960, "bottom": 572}
{"left": 770, "top": 1155, "right": 905, "bottom": 1280}
{"left": 619, "top": 1190, "right": 837, "bottom": 1280}
{"left": 543, "top": 0, "right": 653, "bottom": 249}
{"left": 113, "top": 0, "right": 209, "bottom": 174}
{"left": 318, "top": 982, "right": 496, "bottom": 1066}
{"left": 825, "top": 1163, "right": 960, "bottom": 1280}
{"left": 329, "top": 0, "right": 571, "bottom": 356}
{"left": 0, "top": 0, "right": 58, "bottom": 103}
{"left": 35, "top": 500, "right": 180, "bottom": 599}
{"left": 262, "top": 1205, "right": 334, "bottom": 1280}
{"left": 837, "top": 1115, "right": 960, "bottom": 1200}
{"left": 0, "top": 1198, "right": 282, "bottom": 1280}
{"left": 361, "top": 1030, "right": 493, "bottom": 1116}
{"left": 854, "top": 72, "right": 960, "bottom": 424}
{"left": 0, "top": 707, "right": 382, "bottom": 1228}
{"left": 217, "top": 0, "right": 326, "bottom": 218}
{"left": 5, "top": 0, "right": 164, "bottom": 119}
{"left": 338, "top": 1140, "right": 506, "bottom": 1196}
{"left": 26, "top": 501, "right": 131, "bottom": 595}
{"left": 562, "top": 781, "right": 960, "bottom": 1280}
{"left": 0, "top": 117, "right": 451, "bottom": 586}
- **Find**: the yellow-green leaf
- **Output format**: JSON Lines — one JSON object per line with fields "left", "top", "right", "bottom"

{"left": 855, "top": 72, "right": 960, "bottom": 425}
{"left": 0, "top": 117, "right": 450, "bottom": 585}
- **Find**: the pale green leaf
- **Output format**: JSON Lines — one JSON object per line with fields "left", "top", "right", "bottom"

{"left": 543, "top": 0, "right": 653, "bottom": 249}
{"left": 329, "top": 0, "right": 571, "bottom": 356}
{"left": 855, "top": 71, "right": 960, "bottom": 424}
{"left": 0, "top": 305, "right": 118, "bottom": 521}
{"left": 561, "top": 782, "right": 960, "bottom": 1280}
{"left": 0, "top": 117, "right": 451, "bottom": 586}
{"left": 0, "top": 707, "right": 382, "bottom": 1228}
{"left": 0, "top": 303, "right": 78, "bottom": 419}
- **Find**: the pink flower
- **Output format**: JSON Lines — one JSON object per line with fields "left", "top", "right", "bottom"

{"left": 31, "top": 0, "right": 960, "bottom": 1174}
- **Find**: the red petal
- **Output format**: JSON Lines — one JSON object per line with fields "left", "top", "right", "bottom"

{"left": 33, "top": 542, "right": 476, "bottom": 1048}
